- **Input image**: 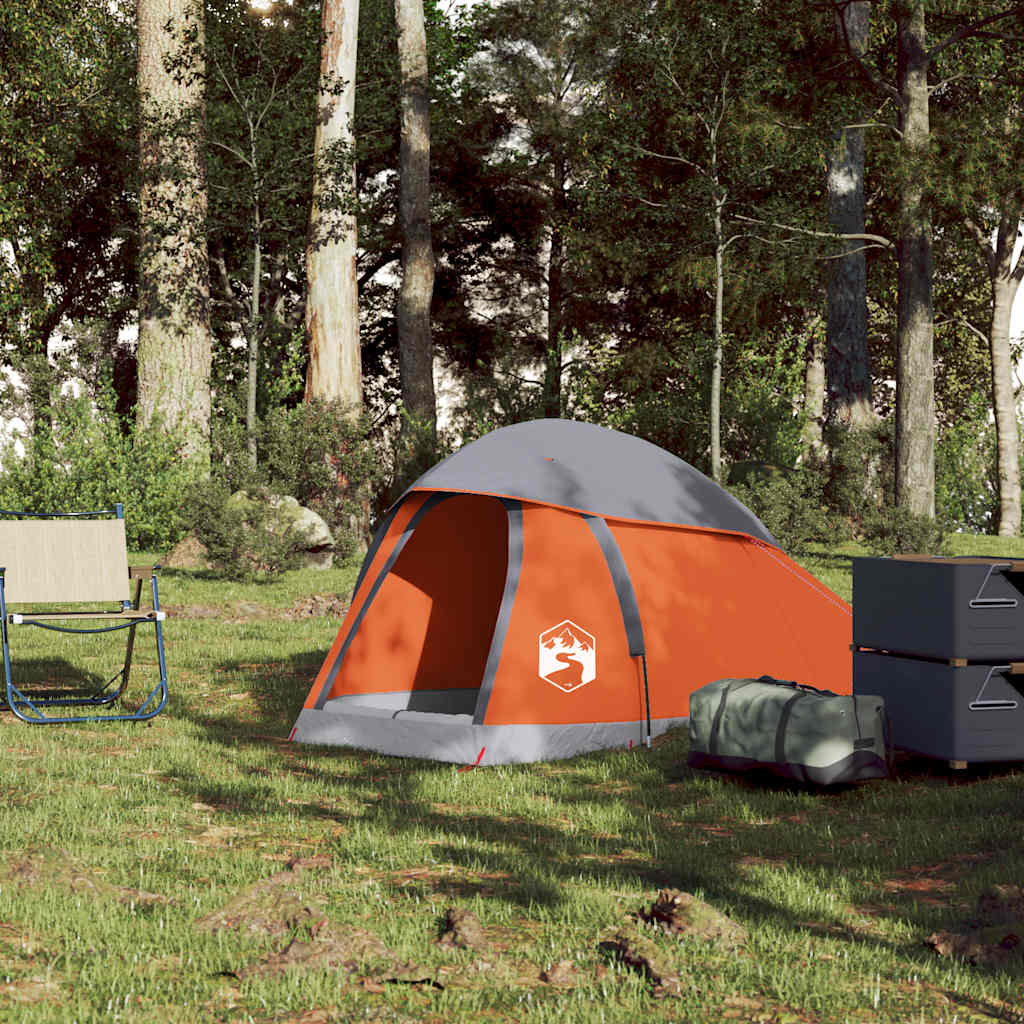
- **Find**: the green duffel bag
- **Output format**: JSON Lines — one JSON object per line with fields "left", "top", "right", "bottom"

{"left": 688, "top": 676, "right": 890, "bottom": 785}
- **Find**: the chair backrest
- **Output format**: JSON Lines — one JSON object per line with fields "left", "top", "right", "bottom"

{"left": 0, "top": 518, "right": 130, "bottom": 604}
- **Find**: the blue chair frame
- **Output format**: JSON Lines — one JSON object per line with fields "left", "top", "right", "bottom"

{"left": 0, "top": 504, "right": 168, "bottom": 724}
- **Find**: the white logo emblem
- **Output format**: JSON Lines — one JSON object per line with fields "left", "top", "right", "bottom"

{"left": 539, "top": 620, "right": 596, "bottom": 693}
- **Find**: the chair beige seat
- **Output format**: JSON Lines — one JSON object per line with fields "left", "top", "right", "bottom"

{"left": 0, "top": 505, "right": 168, "bottom": 723}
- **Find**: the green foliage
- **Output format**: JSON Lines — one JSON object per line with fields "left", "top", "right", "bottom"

{"left": 0, "top": 0, "right": 137, "bottom": 378}
{"left": 728, "top": 464, "right": 838, "bottom": 552}
{"left": 0, "top": 389, "right": 199, "bottom": 550}
{"left": 935, "top": 390, "right": 998, "bottom": 535}
{"left": 861, "top": 505, "right": 949, "bottom": 557}
{"left": 185, "top": 480, "right": 317, "bottom": 582}
{"left": 205, "top": 399, "right": 384, "bottom": 562}
{"left": 822, "top": 423, "right": 891, "bottom": 530}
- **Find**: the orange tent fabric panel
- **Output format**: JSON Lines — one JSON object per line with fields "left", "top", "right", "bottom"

{"left": 607, "top": 521, "right": 852, "bottom": 719}
{"left": 306, "top": 494, "right": 507, "bottom": 706}
{"left": 482, "top": 505, "right": 645, "bottom": 726}
{"left": 302, "top": 492, "right": 431, "bottom": 709}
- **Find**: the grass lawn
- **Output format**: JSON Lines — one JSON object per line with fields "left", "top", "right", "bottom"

{"left": 1, "top": 540, "right": 1023, "bottom": 1022}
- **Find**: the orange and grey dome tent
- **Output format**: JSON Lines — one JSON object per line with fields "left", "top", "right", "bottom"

{"left": 292, "top": 419, "right": 852, "bottom": 764}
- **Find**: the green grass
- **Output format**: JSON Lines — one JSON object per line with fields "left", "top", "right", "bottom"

{"left": 0, "top": 543, "right": 1023, "bottom": 1022}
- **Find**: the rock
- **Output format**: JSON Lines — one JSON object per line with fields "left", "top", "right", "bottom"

{"left": 163, "top": 532, "right": 211, "bottom": 570}
{"left": 638, "top": 888, "right": 747, "bottom": 949}
{"left": 437, "top": 908, "right": 488, "bottom": 950}
{"left": 228, "top": 491, "right": 336, "bottom": 570}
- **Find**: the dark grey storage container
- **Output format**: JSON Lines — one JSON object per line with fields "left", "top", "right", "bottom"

{"left": 853, "top": 556, "right": 1024, "bottom": 660}
{"left": 853, "top": 649, "right": 1024, "bottom": 762}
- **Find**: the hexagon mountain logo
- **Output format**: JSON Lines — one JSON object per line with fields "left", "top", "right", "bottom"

{"left": 538, "top": 620, "right": 596, "bottom": 693}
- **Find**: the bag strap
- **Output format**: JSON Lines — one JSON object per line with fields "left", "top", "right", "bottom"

{"left": 773, "top": 691, "right": 805, "bottom": 765}
{"left": 759, "top": 674, "right": 837, "bottom": 698}
{"left": 708, "top": 680, "right": 756, "bottom": 756}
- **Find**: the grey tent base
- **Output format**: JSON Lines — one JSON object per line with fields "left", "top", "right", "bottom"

{"left": 292, "top": 692, "right": 687, "bottom": 764}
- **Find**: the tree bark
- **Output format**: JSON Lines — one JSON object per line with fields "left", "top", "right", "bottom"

{"left": 541, "top": 152, "right": 569, "bottom": 420}
{"left": 395, "top": 0, "right": 437, "bottom": 437}
{"left": 826, "top": 0, "right": 874, "bottom": 432}
{"left": 711, "top": 191, "right": 725, "bottom": 483}
{"left": 305, "top": 0, "right": 362, "bottom": 416}
{"left": 801, "top": 323, "right": 827, "bottom": 461}
{"left": 895, "top": 2, "right": 935, "bottom": 517}
{"left": 136, "top": 0, "right": 212, "bottom": 462}
{"left": 983, "top": 212, "right": 1024, "bottom": 536}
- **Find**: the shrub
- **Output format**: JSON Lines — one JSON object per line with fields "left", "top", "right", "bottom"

{"left": 728, "top": 462, "right": 839, "bottom": 552}
{"left": 861, "top": 504, "right": 948, "bottom": 556}
{"left": 201, "top": 398, "right": 384, "bottom": 563}
{"left": 186, "top": 480, "right": 317, "bottom": 581}
{"left": 0, "top": 389, "right": 199, "bottom": 550}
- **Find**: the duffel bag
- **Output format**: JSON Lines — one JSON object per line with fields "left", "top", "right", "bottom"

{"left": 687, "top": 676, "right": 890, "bottom": 785}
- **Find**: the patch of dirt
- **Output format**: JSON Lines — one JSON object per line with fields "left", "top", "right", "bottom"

{"left": 239, "top": 920, "right": 394, "bottom": 980}
{"left": 286, "top": 594, "right": 349, "bottom": 620}
{"left": 539, "top": 959, "right": 581, "bottom": 987}
{"left": 880, "top": 852, "right": 993, "bottom": 907}
{"left": 0, "top": 975, "right": 64, "bottom": 1005}
{"left": 437, "top": 907, "right": 488, "bottom": 951}
{"left": 637, "top": 888, "right": 748, "bottom": 949}
{"left": 0, "top": 848, "right": 167, "bottom": 907}
{"left": 193, "top": 857, "right": 334, "bottom": 938}
{"left": 597, "top": 927, "right": 682, "bottom": 998}
{"left": 162, "top": 533, "right": 211, "bottom": 570}
{"left": 926, "top": 884, "right": 1024, "bottom": 968}
{"left": 165, "top": 594, "right": 349, "bottom": 624}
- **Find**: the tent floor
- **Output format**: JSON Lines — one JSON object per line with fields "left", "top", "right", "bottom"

{"left": 292, "top": 691, "right": 687, "bottom": 764}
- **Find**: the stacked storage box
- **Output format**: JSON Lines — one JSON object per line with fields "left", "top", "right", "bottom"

{"left": 852, "top": 556, "right": 1024, "bottom": 765}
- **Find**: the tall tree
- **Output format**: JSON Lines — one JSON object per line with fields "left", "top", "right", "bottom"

{"left": 1, "top": 0, "right": 137, "bottom": 434}
{"left": 461, "top": 0, "right": 616, "bottom": 422}
{"left": 204, "top": 0, "right": 321, "bottom": 463}
{"left": 600, "top": 0, "right": 806, "bottom": 482}
{"left": 305, "top": 0, "right": 362, "bottom": 414}
{"left": 826, "top": 0, "right": 875, "bottom": 434}
{"left": 936, "top": 31, "right": 1024, "bottom": 536}
{"left": 137, "top": 0, "right": 213, "bottom": 459}
{"left": 837, "top": 0, "right": 1024, "bottom": 518}
{"left": 394, "top": 0, "right": 438, "bottom": 445}
{"left": 894, "top": 1, "right": 935, "bottom": 517}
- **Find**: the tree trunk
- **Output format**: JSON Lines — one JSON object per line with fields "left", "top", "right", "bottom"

{"left": 542, "top": 152, "right": 569, "bottom": 420}
{"left": 988, "top": 213, "right": 1023, "bottom": 536}
{"left": 305, "top": 0, "right": 362, "bottom": 416}
{"left": 801, "top": 323, "right": 827, "bottom": 461}
{"left": 826, "top": 0, "right": 874, "bottom": 432}
{"left": 710, "top": 192, "right": 725, "bottom": 483}
{"left": 247, "top": 207, "right": 262, "bottom": 468}
{"left": 395, "top": 0, "right": 437, "bottom": 439}
{"left": 543, "top": 222, "right": 564, "bottom": 419}
{"left": 894, "top": 2, "right": 935, "bottom": 517}
{"left": 136, "top": 0, "right": 212, "bottom": 462}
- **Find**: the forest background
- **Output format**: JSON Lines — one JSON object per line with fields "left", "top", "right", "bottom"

{"left": 3, "top": 0, "right": 1024, "bottom": 566}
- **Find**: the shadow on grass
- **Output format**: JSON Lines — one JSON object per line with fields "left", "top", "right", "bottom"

{"left": 165, "top": 655, "right": 1024, "bottom": 985}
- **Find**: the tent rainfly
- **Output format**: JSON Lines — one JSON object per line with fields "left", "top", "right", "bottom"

{"left": 292, "top": 419, "right": 852, "bottom": 764}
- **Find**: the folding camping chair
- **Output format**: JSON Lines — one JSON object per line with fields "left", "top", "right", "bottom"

{"left": 0, "top": 504, "right": 168, "bottom": 723}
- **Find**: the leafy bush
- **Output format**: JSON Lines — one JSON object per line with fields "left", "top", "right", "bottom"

{"left": 728, "top": 463, "right": 839, "bottom": 552}
{"left": 861, "top": 504, "right": 949, "bottom": 556}
{"left": 0, "top": 389, "right": 199, "bottom": 549}
{"left": 935, "top": 390, "right": 998, "bottom": 534}
{"left": 186, "top": 480, "right": 317, "bottom": 581}
{"left": 201, "top": 398, "right": 383, "bottom": 563}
